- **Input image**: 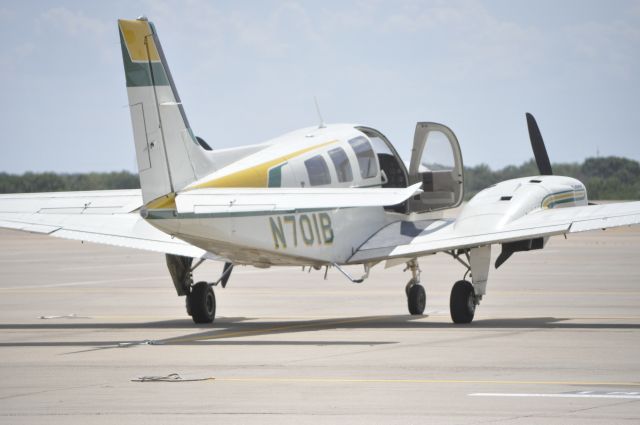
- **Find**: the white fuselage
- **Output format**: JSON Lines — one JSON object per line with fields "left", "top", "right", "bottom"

{"left": 145, "top": 124, "right": 402, "bottom": 266}
{"left": 143, "top": 124, "right": 588, "bottom": 267}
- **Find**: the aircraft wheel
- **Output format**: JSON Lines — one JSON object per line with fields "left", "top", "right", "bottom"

{"left": 187, "top": 281, "right": 216, "bottom": 324}
{"left": 407, "top": 283, "right": 426, "bottom": 315}
{"left": 450, "top": 280, "right": 475, "bottom": 324}
{"left": 185, "top": 297, "right": 192, "bottom": 317}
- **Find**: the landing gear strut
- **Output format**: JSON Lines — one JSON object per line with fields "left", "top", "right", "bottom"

{"left": 405, "top": 259, "right": 425, "bottom": 315}
{"left": 166, "top": 255, "right": 233, "bottom": 324}
{"left": 445, "top": 246, "right": 490, "bottom": 324}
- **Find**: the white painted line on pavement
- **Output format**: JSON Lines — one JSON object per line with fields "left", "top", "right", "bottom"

{"left": 470, "top": 392, "right": 640, "bottom": 400}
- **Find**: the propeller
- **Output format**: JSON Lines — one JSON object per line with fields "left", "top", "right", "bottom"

{"left": 494, "top": 113, "right": 555, "bottom": 270}
{"left": 526, "top": 113, "right": 553, "bottom": 175}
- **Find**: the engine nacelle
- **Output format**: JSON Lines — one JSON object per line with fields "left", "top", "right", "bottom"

{"left": 455, "top": 175, "right": 588, "bottom": 234}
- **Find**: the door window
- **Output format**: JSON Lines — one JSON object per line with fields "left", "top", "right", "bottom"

{"left": 408, "top": 123, "right": 464, "bottom": 212}
{"left": 420, "top": 131, "right": 455, "bottom": 171}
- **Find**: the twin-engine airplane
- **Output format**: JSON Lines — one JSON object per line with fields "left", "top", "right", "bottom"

{"left": 1, "top": 17, "right": 639, "bottom": 325}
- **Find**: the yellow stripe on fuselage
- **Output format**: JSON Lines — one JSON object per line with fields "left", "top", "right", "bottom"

{"left": 188, "top": 140, "right": 339, "bottom": 190}
{"left": 146, "top": 193, "right": 176, "bottom": 210}
{"left": 143, "top": 140, "right": 339, "bottom": 211}
{"left": 118, "top": 19, "right": 161, "bottom": 62}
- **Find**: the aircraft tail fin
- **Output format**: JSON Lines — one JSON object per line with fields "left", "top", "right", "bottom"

{"left": 118, "top": 18, "right": 214, "bottom": 205}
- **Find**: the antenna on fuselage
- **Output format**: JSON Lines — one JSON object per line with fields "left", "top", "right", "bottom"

{"left": 314, "top": 96, "right": 326, "bottom": 129}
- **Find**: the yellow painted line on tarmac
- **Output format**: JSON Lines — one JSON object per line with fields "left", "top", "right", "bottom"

{"left": 207, "top": 377, "right": 640, "bottom": 387}
{"left": 169, "top": 315, "right": 393, "bottom": 343}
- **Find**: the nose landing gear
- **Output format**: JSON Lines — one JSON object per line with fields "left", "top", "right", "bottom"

{"left": 407, "top": 283, "right": 426, "bottom": 315}
{"left": 405, "top": 259, "right": 426, "bottom": 315}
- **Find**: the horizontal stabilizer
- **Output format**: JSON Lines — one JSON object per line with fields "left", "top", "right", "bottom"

{"left": 175, "top": 183, "right": 423, "bottom": 215}
{"left": 0, "top": 190, "right": 219, "bottom": 259}
{"left": 0, "top": 190, "right": 143, "bottom": 214}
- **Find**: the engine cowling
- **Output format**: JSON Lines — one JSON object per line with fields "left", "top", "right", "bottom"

{"left": 455, "top": 175, "right": 588, "bottom": 234}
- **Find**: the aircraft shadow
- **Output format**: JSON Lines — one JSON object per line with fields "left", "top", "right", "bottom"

{"left": 0, "top": 315, "right": 637, "bottom": 331}
{"left": 0, "top": 315, "right": 638, "bottom": 351}
{"left": 0, "top": 317, "right": 251, "bottom": 330}
{"left": 158, "top": 315, "right": 640, "bottom": 347}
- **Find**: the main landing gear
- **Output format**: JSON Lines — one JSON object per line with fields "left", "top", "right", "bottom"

{"left": 166, "top": 254, "right": 233, "bottom": 324}
{"left": 449, "top": 280, "right": 475, "bottom": 324}
{"left": 187, "top": 282, "right": 216, "bottom": 324}
{"left": 444, "top": 246, "right": 490, "bottom": 324}
{"left": 402, "top": 246, "right": 491, "bottom": 324}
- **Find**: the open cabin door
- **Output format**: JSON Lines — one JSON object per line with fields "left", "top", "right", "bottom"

{"left": 407, "top": 122, "right": 464, "bottom": 213}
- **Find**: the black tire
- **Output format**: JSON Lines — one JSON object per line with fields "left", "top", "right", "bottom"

{"left": 185, "top": 297, "right": 192, "bottom": 317}
{"left": 407, "top": 284, "right": 426, "bottom": 315}
{"left": 450, "top": 280, "right": 475, "bottom": 324}
{"left": 187, "top": 281, "right": 216, "bottom": 324}
{"left": 405, "top": 278, "right": 418, "bottom": 297}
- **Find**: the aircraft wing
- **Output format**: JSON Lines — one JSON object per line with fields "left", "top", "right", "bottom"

{"left": 176, "top": 183, "right": 422, "bottom": 214}
{"left": 0, "top": 190, "right": 218, "bottom": 259}
{"left": 349, "top": 201, "right": 640, "bottom": 263}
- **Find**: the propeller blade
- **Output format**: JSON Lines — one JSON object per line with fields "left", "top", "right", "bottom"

{"left": 526, "top": 113, "right": 553, "bottom": 175}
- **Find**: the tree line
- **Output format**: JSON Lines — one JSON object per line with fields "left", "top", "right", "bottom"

{"left": 0, "top": 156, "right": 638, "bottom": 200}
{"left": 0, "top": 171, "right": 139, "bottom": 193}
{"left": 464, "top": 156, "right": 640, "bottom": 200}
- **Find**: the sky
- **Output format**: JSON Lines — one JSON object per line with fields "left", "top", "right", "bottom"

{"left": 0, "top": 0, "right": 639, "bottom": 173}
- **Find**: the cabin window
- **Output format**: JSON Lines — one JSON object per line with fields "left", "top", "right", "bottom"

{"left": 328, "top": 147, "right": 353, "bottom": 183}
{"left": 348, "top": 136, "right": 378, "bottom": 179}
{"left": 304, "top": 155, "right": 331, "bottom": 186}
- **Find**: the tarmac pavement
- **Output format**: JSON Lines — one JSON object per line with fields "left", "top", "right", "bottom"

{"left": 0, "top": 226, "right": 639, "bottom": 424}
